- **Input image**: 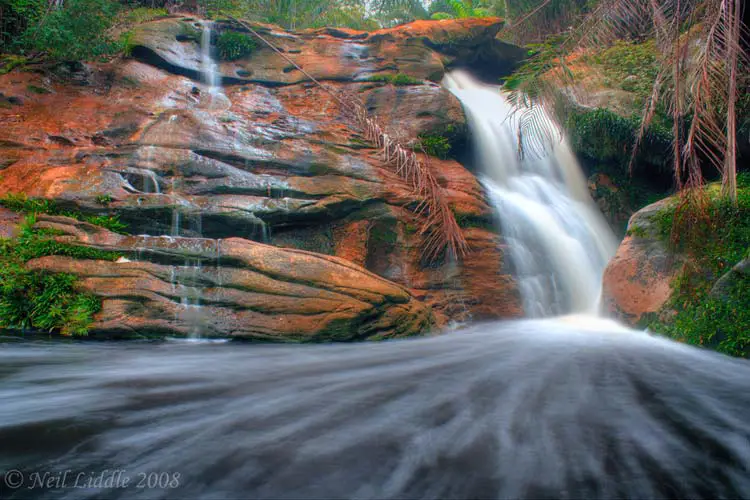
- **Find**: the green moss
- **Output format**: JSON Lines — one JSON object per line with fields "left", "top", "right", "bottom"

{"left": 366, "top": 73, "right": 422, "bottom": 86}
{"left": 454, "top": 213, "right": 495, "bottom": 230}
{"left": 26, "top": 84, "right": 50, "bottom": 94}
{"left": 0, "top": 192, "right": 129, "bottom": 234}
{"left": 216, "top": 31, "right": 256, "bottom": 61}
{"left": 588, "top": 40, "right": 659, "bottom": 101}
{"left": 0, "top": 55, "right": 28, "bottom": 76}
{"left": 0, "top": 215, "right": 120, "bottom": 336}
{"left": 94, "top": 193, "right": 113, "bottom": 206}
{"left": 647, "top": 174, "right": 750, "bottom": 357}
{"left": 567, "top": 107, "right": 672, "bottom": 174}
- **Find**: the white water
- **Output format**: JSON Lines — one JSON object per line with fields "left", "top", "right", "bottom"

{"left": 2, "top": 320, "right": 749, "bottom": 498}
{"left": 444, "top": 71, "right": 617, "bottom": 317}
{"left": 201, "top": 23, "right": 220, "bottom": 93}
{"left": 199, "top": 22, "right": 230, "bottom": 110}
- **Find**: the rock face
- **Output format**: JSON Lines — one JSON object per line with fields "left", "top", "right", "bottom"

{"left": 130, "top": 17, "right": 523, "bottom": 85}
{"left": 601, "top": 199, "right": 684, "bottom": 325}
{"left": 27, "top": 216, "right": 432, "bottom": 340}
{"left": 0, "top": 17, "right": 524, "bottom": 339}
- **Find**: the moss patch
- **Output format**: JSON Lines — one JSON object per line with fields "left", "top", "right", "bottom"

{"left": 0, "top": 193, "right": 128, "bottom": 234}
{"left": 413, "top": 123, "right": 466, "bottom": 160}
{"left": 366, "top": 73, "right": 423, "bottom": 86}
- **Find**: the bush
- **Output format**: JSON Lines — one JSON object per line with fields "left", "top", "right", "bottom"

{"left": 17, "top": 0, "right": 122, "bottom": 61}
{"left": 0, "top": 0, "right": 46, "bottom": 52}
{"left": 566, "top": 107, "right": 672, "bottom": 173}
{"left": 121, "top": 6, "right": 168, "bottom": 24}
{"left": 416, "top": 134, "right": 452, "bottom": 159}
{"left": 216, "top": 31, "right": 256, "bottom": 61}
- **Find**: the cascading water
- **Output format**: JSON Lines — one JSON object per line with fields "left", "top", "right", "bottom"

{"left": 444, "top": 71, "right": 617, "bottom": 317}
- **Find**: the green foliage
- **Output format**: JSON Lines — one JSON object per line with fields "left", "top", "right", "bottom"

{"left": 504, "top": 34, "right": 572, "bottom": 101}
{"left": 0, "top": 214, "right": 120, "bottom": 336}
{"left": 122, "top": 6, "right": 168, "bottom": 24}
{"left": 366, "top": 73, "right": 422, "bottom": 85}
{"left": 429, "top": 0, "right": 493, "bottom": 19}
{"left": 216, "top": 30, "right": 256, "bottom": 61}
{"left": 588, "top": 39, "right": 659, "bottom": 101}
{"left": 0, "top": 192, "right": 129, "bottom": 234}
{"left": 566, "top": 107, "right": 672, "bottom": 173}
{"left": 502, "top": 0, "right": 593, "bottom": 44}
{"left": 0, "top": 192, "right": 56, "bottom": 213}
{"left": 416, "top": 133, "right": 452, "bottom": 159}
{"left": 17, "top": 0, "right": 122, "bottom": 61}
{"left": 0, "top": 0, "right": 45, "bottom": 51}
{"left": 95, "top": 193, "right": 113, "bottom": 206}
{"left": 119, "top": 30, "right": 136, "bottom": 57}
{"left": 647, "top": 174, "right": 750, "bottom": 357}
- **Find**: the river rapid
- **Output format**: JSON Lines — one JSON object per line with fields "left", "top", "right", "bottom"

{"left": 1, "top": 316, "right": 749, "bottom": 499}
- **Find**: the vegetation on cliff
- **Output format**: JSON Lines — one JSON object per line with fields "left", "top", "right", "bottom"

{"left": 0, "top": 214, "right": 120, "bottom": 336}
{"left": 0, "top": 193, "right": 128, "bottom": 234}
{"left": 637, "top": 174, "right": 750, "bottom": 357}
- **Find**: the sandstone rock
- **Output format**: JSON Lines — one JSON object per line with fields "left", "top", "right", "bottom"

{"left": 130, "top": 17, "right": 520, "bottom": 85}
{"left": 0, "top": 17, "right": 524, "bottom": 335}
{"left": 363, "top": 82, "right": 466, "bottom": 147}
{"left": 27, "top": 216, "right": 432, "bottom": 341}
{"left": 601, "top": 199, "right": 684, "bottom": 325}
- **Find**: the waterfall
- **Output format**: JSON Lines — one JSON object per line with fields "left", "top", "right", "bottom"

{"left": 201, "top": 22, "right": 221, "bottom": 93}
{"left": 444, "top": 71, "right": 617, "bottom": 317}
{"left": 199, "top": 22, "right": 230, "bottom": 110}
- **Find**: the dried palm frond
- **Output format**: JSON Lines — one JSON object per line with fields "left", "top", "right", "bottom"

{"left": 345, "top": 96, "right": 469, "bottom": 261}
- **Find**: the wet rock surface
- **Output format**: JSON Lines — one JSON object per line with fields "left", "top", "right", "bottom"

{"left": 0, "top": 17, "right": 523, "bottom": 339}
{"left": 601, "top": 199, "right": 684, "bottom": 326}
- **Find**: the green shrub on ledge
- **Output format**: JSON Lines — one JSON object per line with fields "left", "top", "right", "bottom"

{"left": 416, "top": 133, "right": 452, "bottom": 159}
{"left": 216, "top": 31, "right": 257, "bottom": 61}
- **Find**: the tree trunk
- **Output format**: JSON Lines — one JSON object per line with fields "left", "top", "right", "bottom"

{"left": 723, "top": 0, "right": 740, "bottom": 202}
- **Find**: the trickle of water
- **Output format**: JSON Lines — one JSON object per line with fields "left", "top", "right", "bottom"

{"left": 199, "top": 22, "right": 230, "bottom": 110}
{"left": 201, "top": 22, "right": 221, "bottom": 92}
{"left": 444, "top": 71, "right": 617, "bottom": 317}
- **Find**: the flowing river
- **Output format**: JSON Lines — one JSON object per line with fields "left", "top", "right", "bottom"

{"left": 1, "top": 317, "right": 749, "bottom": 498}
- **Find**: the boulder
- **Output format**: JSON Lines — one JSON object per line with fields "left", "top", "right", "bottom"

{"left": 601, "top": 199, "right": 684, "bottom": 325}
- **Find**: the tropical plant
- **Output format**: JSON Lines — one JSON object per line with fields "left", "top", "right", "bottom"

{"left": 507, "top": 0, "right": 749, "bottom": 204}
{"left": 430, "top": 0, "right": 492, "bottom": 19}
